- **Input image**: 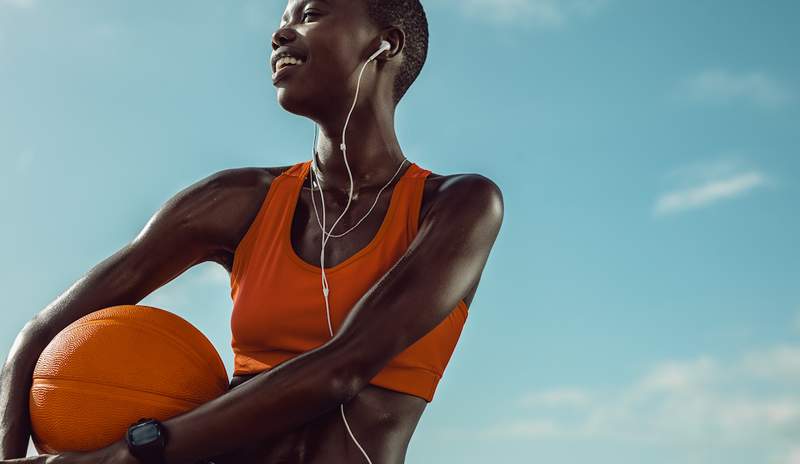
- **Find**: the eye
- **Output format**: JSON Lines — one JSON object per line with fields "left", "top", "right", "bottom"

{"left": 301, "top": 10, "right": 320, "bottom": 21}
{"left": 302, "top": 10, "right": 321, "bottom": 21}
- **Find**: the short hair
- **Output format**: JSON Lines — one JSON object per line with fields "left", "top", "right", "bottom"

{"left": 363, "top": 0, "right": 429, "bottom": 106}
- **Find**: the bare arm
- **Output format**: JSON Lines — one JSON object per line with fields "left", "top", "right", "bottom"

{"left": 0, "top": 169, "right": 242, "bottom": 459}
{"left": 155, "top": 174, "right": 504, "bottom": 464}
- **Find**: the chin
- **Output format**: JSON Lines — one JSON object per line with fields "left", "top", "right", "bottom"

{"left": 275, "top": 87, "right": 309, "bottom": 116}
{"left": 277, "top": 85, "right": 322, "bottom": 117}
{"left": 275, "top": 84, "right": 340, "bottom": 123}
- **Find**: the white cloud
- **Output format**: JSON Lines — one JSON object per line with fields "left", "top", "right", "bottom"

{"left": 739, "top": 345, "right": 800, "bottom": 385}
{"left": 785, "top": 448, "right": 800, "bottom": 464}
{"left": 475, "top": 343, "right": 800, "bottom": 461}
{"left": 450, "top": 0, "right": 608, "bottom": 27}
{"left": 654, "top": 171, "right": 767, "bottom": 216}
{"left": 683, "top": 69, "right": 794, "bottom": 108}
{"left": 653, "top": 157, "right": 771, "bottom": 216}
{"left": 663, "top": 157, "right": 748, "bottom": 184}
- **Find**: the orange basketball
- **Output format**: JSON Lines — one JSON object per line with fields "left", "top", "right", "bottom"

{"left": 29, "top": 304, "right": 229, "bottom": 454}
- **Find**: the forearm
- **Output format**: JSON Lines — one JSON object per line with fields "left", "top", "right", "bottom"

{"left": 0, "top": 363, "right": 32, "bottom": 460}
{"left": 0, "top": 325, "right": 47, "bottom": 459}
{"left": 162, "top": 339, "right": 360, "bottom": 464}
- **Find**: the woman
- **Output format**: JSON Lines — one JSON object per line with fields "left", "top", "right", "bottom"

{"left": 0, "top": 0, "right": 503, "bottom": 463}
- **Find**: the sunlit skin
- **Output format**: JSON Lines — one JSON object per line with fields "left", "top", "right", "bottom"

{"left": 0, "top": 0, "right": 503, "bottom": 463}
{"left": 211, "top": 3, "right": 499, "bottom": 461}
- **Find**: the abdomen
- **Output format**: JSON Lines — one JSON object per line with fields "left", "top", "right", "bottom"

{"left": 209, "top": 379, "right": 427, "bottom": 464}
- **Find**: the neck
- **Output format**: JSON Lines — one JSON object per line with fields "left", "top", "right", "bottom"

{"left": 310, "top": 97, "right": 407, "bottom": 196}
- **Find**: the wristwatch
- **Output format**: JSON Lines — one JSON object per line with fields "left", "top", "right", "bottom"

{"left": 125, "top": 418, "right": 168, "bottom": 464}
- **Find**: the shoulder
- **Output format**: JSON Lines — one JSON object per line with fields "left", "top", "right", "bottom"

{"left": 177, "top": 164, "right": 298, "bottom": 264}
{"left": 202, "top": 165, "right": 296, "bottom": 191}
{"left": 433, "top": 172, "right": 503, "bottom": 203}
{"left": 420, "top": 171, "right": 504, "bottom": 229}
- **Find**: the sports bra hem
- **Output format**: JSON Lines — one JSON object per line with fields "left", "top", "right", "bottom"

{"left": 232, "top": 353, "right": 442, "bottom": 402}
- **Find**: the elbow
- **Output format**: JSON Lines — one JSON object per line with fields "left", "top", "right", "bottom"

{"left": 3, "top": 321, "right": 47, "bottom": 373}
{"left": 329, "top": 371, "right": 367, "bottom": 404}
{"left": 323, "top": 335, "right": 372, "bottom": 404}
{"left": 323, "top": 333, "right": 377, "bottom": 404}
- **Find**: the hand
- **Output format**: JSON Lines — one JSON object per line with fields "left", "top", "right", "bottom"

{"left": 0, "top": 440, "right": 139, "bottom": 464}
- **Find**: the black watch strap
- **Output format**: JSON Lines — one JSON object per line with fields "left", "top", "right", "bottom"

{"left": 126, "top": 418, "right": 168, "bottom": 464}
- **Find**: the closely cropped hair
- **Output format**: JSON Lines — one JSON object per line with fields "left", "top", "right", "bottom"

{"left": 364, "top": 0, "right": 429, "bottom": 106}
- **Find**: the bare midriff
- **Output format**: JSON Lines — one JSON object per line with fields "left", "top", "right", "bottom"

{"left": 208, "top": 373, "right": 428, "bottom": 464}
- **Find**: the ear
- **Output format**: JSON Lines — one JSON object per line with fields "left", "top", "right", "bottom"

{"left": 379, "top": 26, "right": 405, "bottom": 60}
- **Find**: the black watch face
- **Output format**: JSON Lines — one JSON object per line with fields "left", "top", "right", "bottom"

{"left": 131, "top": 423, "right": 160, "bottom": 445}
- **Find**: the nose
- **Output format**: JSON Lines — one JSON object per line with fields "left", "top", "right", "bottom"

{"left": 271, "top": 27, "right": 297, "bottom": 51}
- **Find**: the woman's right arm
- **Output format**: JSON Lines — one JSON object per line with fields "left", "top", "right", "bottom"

{"left": 0, "top": 168, "right": 249, "bottom": 459}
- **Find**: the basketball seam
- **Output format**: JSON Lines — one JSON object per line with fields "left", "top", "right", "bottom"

{"left": 31, "top": 376, "right": 210, "bottom": 406}
{"left": 68, "top": 305, "right": 227, "bottom": 379}
{"left": 65, "top": 318, "right": 227, "bottom": 385}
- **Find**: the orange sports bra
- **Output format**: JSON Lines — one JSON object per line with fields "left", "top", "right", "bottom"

{"left": 228, "top": 160, "right": 469, "bottom": 403}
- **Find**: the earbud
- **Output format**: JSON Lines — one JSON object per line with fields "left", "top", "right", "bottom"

{"left": 367, "top": 40, "right": 391, "bottom": 62}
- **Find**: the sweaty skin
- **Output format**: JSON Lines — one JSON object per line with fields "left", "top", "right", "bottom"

{"left": 0, "top": 0, "right": 502, "bottom": 462}
{"left": 178, "top": 0, "right": 501, "bottom": 460}
{"left": 206, "top": 166, "right": 482, "bottom": 464}
{"left": 214, "top": 0, "right": 488, "bottom": 464}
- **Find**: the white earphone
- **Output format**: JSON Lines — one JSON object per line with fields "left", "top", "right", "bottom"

{"left": 368, "top": 39, "right": 392, "bottom": 62}
{"left": 308, "top": 38, "right": 402, "bottom": 464}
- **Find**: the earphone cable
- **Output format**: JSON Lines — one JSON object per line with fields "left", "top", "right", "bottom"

{"left": 306, "top": 46, "right": 393, "bottom": 464}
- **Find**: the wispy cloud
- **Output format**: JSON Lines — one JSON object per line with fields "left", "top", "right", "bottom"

{"left": 450, "top": 0, "right": 608, "bottom": 27}
{"left": 654, "top": 171, "right": 767, "bottom": 216}
{"left": 786, "top": 448, "right": 800, "bottom": 464}
{"left": 682, "top": 69, "right": 794, "bottom": 108}
{"left": 741, "top": 345, "right": 800, "bottom": 383}
{"left": 475, "top": 341, "right": 800, "bottom": 462}
{"left": 653, "top": 158, "right": 769, "bottom": 216}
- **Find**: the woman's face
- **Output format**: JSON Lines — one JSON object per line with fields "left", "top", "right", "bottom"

{"left": 271, "top": 0, "right": 381, "bottom": 120}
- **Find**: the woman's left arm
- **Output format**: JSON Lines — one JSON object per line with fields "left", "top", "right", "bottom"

{"left": 13, "top": 174, "right": 503, "bottom": 464}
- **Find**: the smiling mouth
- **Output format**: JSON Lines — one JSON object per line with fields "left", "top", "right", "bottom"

{"left": 272, "top": 61, "right": 306, "bottom": 83}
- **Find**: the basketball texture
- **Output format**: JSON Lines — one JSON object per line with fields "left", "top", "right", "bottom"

{"left": 29, "top": 304, "right": 229, "bottom": 454}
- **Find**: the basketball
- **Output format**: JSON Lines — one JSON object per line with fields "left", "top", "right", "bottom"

{"left": 28, "top": 304, "right": 229, "bottom": 454}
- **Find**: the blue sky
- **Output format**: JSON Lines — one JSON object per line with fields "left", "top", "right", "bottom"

{"left": 2, "top": 0, "right": 799, "bottom": 462}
